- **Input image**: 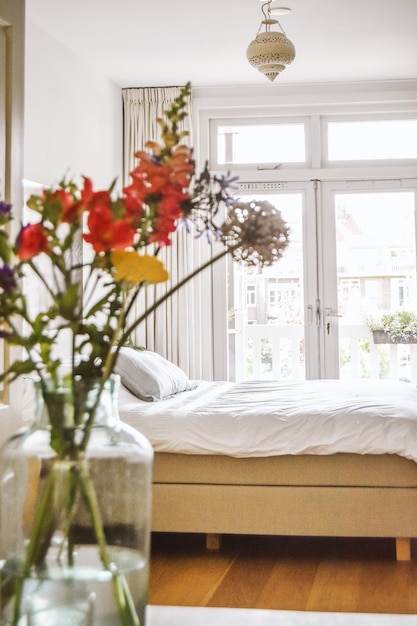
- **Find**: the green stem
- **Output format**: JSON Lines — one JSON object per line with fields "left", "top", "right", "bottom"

{"left": 77, "top": 459, "right": 140, "bottom": 626}
{"left": 26, "top": 259, "right": 58, "bottom": 301}
{"left": 9, "top": 457, "right": 140, "bottom": 626}
{"left": 107, "top": 248, "right": 228, "bottom": 374}
{"left": 11, "top": 464, "right": 64, "bottom": 625}
{"left": 78, "top": 379, "right": 109, "bottom": 452}
{"left": 127, "top": 248, "right": 227, "bottom": 337}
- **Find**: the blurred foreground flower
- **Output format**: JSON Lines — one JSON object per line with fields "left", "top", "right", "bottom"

{"left": 0, "top": 83, "right": 289, "bottom": 625}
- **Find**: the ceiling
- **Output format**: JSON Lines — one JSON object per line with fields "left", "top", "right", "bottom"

{"left": 25, "top": 0, "right": 417, "bottom": 89}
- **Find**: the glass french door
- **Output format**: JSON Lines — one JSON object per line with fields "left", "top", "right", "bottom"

{"left": 227, "top": 179, "right": 417, "bottom": 383}
{"left": 321, "top": 180, "right": 417, "bottom": 382}
{"left": 227, "top": 182, "right": 320, "bottom": 381}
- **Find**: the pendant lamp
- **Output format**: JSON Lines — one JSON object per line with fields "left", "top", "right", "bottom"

{"left": 246, "top": 1, "right": 296, "bottom": 82}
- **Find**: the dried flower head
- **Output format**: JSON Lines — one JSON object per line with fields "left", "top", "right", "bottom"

{"left": 222, "top": 200, "right": 290, "bottom": 266}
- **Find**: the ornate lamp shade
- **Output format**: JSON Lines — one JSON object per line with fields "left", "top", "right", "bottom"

{"left": 246, "top": 2, "right": 296, "bottom": 83}
{"left": 246, "top": 29, "right": 296, "bottom": 82}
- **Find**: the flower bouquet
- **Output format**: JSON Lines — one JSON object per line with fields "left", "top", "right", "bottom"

{"left": 0, "top": 83, "right": 289, "bottom": 625}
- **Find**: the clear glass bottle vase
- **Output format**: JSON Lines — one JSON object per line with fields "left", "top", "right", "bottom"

{"left": 0, "top": 375, "right": 153, "bottom": 626}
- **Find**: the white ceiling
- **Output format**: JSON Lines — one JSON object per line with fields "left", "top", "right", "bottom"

{"left": 26, "top": 0, "right": 417, "bottom": 89}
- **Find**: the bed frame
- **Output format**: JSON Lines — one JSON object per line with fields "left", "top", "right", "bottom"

{"left": 151, "top": 452, "right": 417, "bottom": 560}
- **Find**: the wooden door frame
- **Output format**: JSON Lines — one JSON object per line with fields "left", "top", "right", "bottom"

{"left": 0, "top": 0, "right": 25, "bottom": 442}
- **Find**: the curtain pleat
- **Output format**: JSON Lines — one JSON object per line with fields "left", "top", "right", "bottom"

{"left": 122, "top": 86, "right": 210, "bottom": 379}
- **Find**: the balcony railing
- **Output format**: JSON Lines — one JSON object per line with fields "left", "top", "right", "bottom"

{"left": 230, "top": 323, "right": 417, "bottom": 384}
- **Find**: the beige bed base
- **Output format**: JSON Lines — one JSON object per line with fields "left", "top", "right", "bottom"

{"left": 151, "top": 452, "right": 417, "bottom": 561}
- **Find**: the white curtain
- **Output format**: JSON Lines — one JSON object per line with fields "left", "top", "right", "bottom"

{"left": 122, "top": 86, "right": 213, "bottom": 379}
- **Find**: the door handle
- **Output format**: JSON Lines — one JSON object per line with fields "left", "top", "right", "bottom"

{"left": 316, "top": 299, "right": 321, "bottom": 327}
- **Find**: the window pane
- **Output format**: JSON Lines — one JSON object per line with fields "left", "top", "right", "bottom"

{"left": 335, "top": 191, "right": 417, "bottom": 381}
{"left": 228, "top": 193, "right": 305, "bottom": 381}
{"left": 246, "top": 285, "right": 256, "bottom": 307}
{"left": 328, "top": 119, "right": 417, "bottom": 161}
{"left": 217, "top": 124, "right": 305, "bottom": 165}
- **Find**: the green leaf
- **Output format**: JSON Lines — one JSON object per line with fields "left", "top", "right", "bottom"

{"left": 58, "top": 283, "right": 81, "bottom": 319}
{"left": 0, "top": 231, "right": 12, "bottom": 263}
{"left": 0, "top": 359, "right": 37, "bottom": 383}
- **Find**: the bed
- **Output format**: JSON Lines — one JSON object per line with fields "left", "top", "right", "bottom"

{"left": 115, "top": 347, "right": 417, "bottom": 561}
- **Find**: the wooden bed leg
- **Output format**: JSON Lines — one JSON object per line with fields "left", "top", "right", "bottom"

{"left": 206, "top": 533, "right": 221, "bottom": 550}
{"left": 396, "top": 537, "right": 411, "bottom": 561}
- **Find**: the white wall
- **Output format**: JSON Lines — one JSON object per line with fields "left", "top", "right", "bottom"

{"left": 3, "top": 19, "right": 124, "bottom": 442}
{"left": 24, "top": 19, "right": 122, "bottom": 189}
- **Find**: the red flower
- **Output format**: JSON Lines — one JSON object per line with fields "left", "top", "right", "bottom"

{"left": 123, "top": 174, "right": 148, "bottom": 210}
{"left": 86, "top": 190, "right": 114, "bottom": 212}
{"left": 148, "top": 219, "right": 176, "bottom": 247}
{"left": 80, "top": 176, "right": 94, "bottom": 204}
{"left": 83, "top": 204, "right": 136, "bottom": 252}
{"left": 42, "top": 187, "right": 80, "bottom": 225}
{"left": 159, "top": 187, "right": 188, "bottom": 218}
{"left": 122, "top": 185, "right": 146, "bottom": 219}
{"left": 131, "top": 154, "right": 171, "bottom": 194}
{"left": 131, "top": 151, "right": 191, "bottom": 194}
{"left": 122, "top": 144, "right": 193, "bottom": 247}
{"left": 47, "top": 189, "right": 73, "bottom": 213}
{"left": 169, "top": 145, "right": 194, "bottom": 187}
{"left": 16, "top": 223, "right": 50, "bottom": 260}
{"left": 64, "top": 176, "right": 95, "bottom": 222}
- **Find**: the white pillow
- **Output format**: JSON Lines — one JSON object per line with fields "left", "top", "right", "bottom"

{"left": 114, "top": 347, "right": 197, "bottom": 401}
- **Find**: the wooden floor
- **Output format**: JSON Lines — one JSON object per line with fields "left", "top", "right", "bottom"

{"left": 149, "top": 533, "right": 417, "bottom": 614}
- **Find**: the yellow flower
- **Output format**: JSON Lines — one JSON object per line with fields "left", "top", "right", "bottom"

{"left": 111, "top": 251, "right": 169, "bottom": 284}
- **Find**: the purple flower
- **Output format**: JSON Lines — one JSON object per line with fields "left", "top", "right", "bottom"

{"left": 0, "top": 265, "right": 17, "bottom": 292}
{"left": 0, "top": 201, "right": 12, "bottom": 223}
{"left": 0, "top": 201, "right": 12, "bottom": 214}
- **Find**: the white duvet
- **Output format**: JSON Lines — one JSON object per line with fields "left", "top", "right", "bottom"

{"left": 118, "top": 378, "right": 417, "bottom": 461}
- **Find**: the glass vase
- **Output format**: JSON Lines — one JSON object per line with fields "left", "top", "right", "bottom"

{"left": 0, "top": 375, "right": 153, "bottom": 626}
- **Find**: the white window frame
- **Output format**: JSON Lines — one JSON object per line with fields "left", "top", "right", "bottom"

{"left": 195, "top": 86, "right": 417, "bottom": 381}
{"left": 209, "top": 116, "right": 312, "bottom": 171}
{"left": 322, "top": 112, "right": 417, "bottom": 168}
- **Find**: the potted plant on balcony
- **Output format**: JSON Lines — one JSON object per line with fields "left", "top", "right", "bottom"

{"left": 365, "top": 310, "right": 417, "bottom": 344}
